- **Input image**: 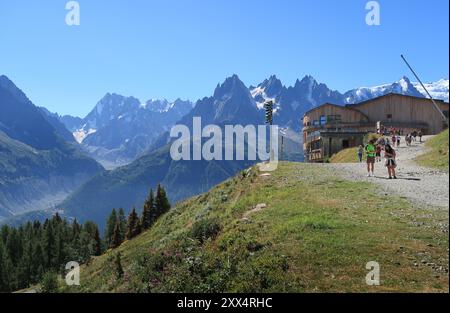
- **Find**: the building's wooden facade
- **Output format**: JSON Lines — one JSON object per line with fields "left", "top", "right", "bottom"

{"left": 348, "top": 94, "right": 449, "bottom": 134}
{"left": 303, "top": 94, "right": 449, "bottom": 162}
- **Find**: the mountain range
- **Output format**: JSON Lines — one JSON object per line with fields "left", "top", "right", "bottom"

{"left": 249, "top": 75, "right": 445, "bottom": 130}
{"left": 60, "top": 94, "right": 193, "bottom": 168}
{"left": 1, "top": 73, "right": 448, "bottom": 227}
{"left": 55, "top": 75, "right": 448, "bottom": 169}
{"left": 0, "top": 75, "right": 103, "bottom": 220}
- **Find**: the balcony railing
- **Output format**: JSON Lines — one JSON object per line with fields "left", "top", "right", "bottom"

{"left": 306, "top": 149, "right": 323, "bottom": 162}
{"left": 303, "top": 121, "right": 373, "bottom": 131}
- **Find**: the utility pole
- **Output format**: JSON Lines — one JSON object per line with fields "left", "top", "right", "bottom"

{"left": 401, "top": 54, "right": 448, "bottom": 126}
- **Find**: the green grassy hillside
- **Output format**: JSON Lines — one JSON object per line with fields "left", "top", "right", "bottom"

{"left": 330, "top": 147, "right": 364, "bottom": 163}
{"left": 63, "top": 162, "right": 448, "bottom": 293}
{"left": 416, "top": 129, "right": 449, "bottom": 171}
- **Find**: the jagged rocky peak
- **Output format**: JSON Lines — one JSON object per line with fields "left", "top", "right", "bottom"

{"left": 213, "top": 74, "right": 250, "bottom": 99}
{"left": 257, "top": 75, "right": 284, "bottom": 98}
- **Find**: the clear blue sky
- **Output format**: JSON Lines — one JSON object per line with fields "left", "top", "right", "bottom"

{"left": 0, "top": 0, "right": 448, "bottom": 117}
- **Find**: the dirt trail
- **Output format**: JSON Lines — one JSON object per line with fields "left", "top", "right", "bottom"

{"left": 324, "top": 136, "right": 449, "bottom": 209}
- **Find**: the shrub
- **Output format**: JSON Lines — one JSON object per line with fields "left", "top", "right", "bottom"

{"left": 190, "top": 218, "right": 221, "bottom": 244}
{"left": 40, "top": 272, "right": 58, "bottom": 293}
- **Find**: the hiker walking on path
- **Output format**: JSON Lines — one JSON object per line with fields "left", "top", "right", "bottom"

{"left": 412, "top": 130, "right": 417, "bottom": 142}
{"left": 357, "top": 145, "right": 364, "bottom": 163}
{"left": 418, "top": 130, "right": 423, "bottom": 142}
{"left": 397, "top": 135, "right": 401, "bottom": 147}
{"left": 384, "top": 143, "right": 397, "bottom": 179}
{"left": 365, "top": 139, "right": 376, "bottom": 177}
{"left": 391, "top": 134, "right": 397, "bottom": 147}
{"left": 406, "top": 134, "right": 412, "bottom": 146}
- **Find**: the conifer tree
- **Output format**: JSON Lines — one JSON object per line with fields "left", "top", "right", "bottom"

{"left": 93, "top": 226, "right": 102, "bottom": 256}
{"left": 5, "top": 228, "right": 21, "bottom": 265}
{"left": 43, "top": 222, "right": 56, "bottom": 269}
{"left": 72, "top": 218, "right": 81, "bottom": 237}
{"left": 0, "top": 241, "right": 9, "bottom": 292}
{"left": 110, "top": 222, "right": 123, "bottom": 249}
{"left": 118, "top": 208, "right": 126, "bottom": 242}
{"left": 125, "top": 207, "right": 141, "bottom": 240}
{"left": 155, "top": 184, "right": 171, "bottom": 218}
{"left": 105, "top": 209, "right": 118, "bottom": 247}
{"left": 141, "top": 189, "right": 154, "bottom": 230}
{"left": 32, "top": 242, "right": 45, "bottom": 282}
{"left": 0, "top": 215, "right": 107, "bottom": 291}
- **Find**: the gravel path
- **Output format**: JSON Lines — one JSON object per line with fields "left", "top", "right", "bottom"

{"left": 325, "top": 136, "right": 449, "bottom": 209}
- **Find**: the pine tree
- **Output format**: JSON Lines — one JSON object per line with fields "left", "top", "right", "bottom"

{"left": 105, "top": 209, "right": 118, "bottom": 247}
{"left": 79, "top": 229, "right": 94, "bottom": 263}
{"left": 5, "top": 228, "right": 21, "bottom": 265}
{"left": 93, "top": 226, "right": 102, "bottom": 256}
{"left": 155, "top": 184, "right": 171, "bottom": 219}
{"left": 125, "top": 207, "right": 141, "bottom": 240}
{"left": 0, "top": 240, "right": 9, "bottom": 292}
{"left": 0, "top": 247, "right": 15, "bottom": 292}
{"left": 141, "top": 189, "right": 154, "bottom": 230}
{"left": 43, "top": 222, "right": 56, "bottom": 269}
{"left": 118, "top": 208, "right": 126, "bottom": 242}
{"left": 17, "top": 238, "right": 33, "bottom": 289}
{"left": 110, "top": 222, "right": 123, "bottom": 249}
{"left": 32, "top": 242, "right": 45, "bottom": 283}
{"left": 0, "top": 216, "right": 106, "bottom": 291}
{"left": 72, "top": 218, "right": 81, "bottom": 237}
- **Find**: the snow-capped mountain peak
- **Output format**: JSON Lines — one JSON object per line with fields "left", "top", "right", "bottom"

{"left": 413, "top": 78, "right": 449, "bottom": 103}
{"left": 143, "top": 98, "right": 170, "bottom": 113}
{"left": 343, "top": 76, "right": 424, "bottom": 104}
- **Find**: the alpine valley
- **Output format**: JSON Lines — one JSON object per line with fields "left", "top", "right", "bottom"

{"left": 0, "top": 74, "right": 448, "bottom": 228}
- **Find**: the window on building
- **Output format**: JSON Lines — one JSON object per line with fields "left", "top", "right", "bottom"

{"left": 327, "top": 115, "right": 342, "bottom": 123}
{"left": 387, "top": 114, "right": 393, "bottom": 121}
{"left": 320, "top": 115, "right": 326, "bottom": 125}
{"left": 443, "top": 111, "right": 449, "bottom": 119}
{"left": 313, "top": 120, "right": 320, "bottom": 126}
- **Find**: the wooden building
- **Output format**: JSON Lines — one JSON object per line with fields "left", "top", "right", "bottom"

{"left": 303, "top": 93, "right": 449, "bottom": 162}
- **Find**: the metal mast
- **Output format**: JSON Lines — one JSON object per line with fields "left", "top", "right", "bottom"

{"left": 401, "top": 54, "right": 448, "bottom": 126}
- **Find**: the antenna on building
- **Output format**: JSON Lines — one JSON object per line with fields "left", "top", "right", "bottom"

{"left": 401, "top": 54, "right": 449, "bottom": 126}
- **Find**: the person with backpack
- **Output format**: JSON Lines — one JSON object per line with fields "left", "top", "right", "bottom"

{"left": 412, "top": 130, "right": 417, "bottom": 142}
{"left": 384, "top": 143, "right": 397, "bottom": 179}
{"left": 365, "top": 139, "right": 376, "bottom": 177}
{"left": 406, "top": 133, "right": 412, "bottom": 146}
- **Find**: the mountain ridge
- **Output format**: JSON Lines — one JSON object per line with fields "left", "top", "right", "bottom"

{"left": 0, "top": 76, "right": 104, "bottom": 220}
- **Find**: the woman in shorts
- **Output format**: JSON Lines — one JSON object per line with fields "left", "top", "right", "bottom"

{"left": 384, "top": 143, "right": 397, "bottom": 179}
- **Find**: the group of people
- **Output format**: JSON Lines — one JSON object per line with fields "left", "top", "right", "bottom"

{"left": 405, "top": 130, "right": 423, "bottom": 146}
{"left": 357, "top": 136, "right": 398, "bottom": 179}
{"left": 359, "top": 129, "right": 424, "bottom": 179}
